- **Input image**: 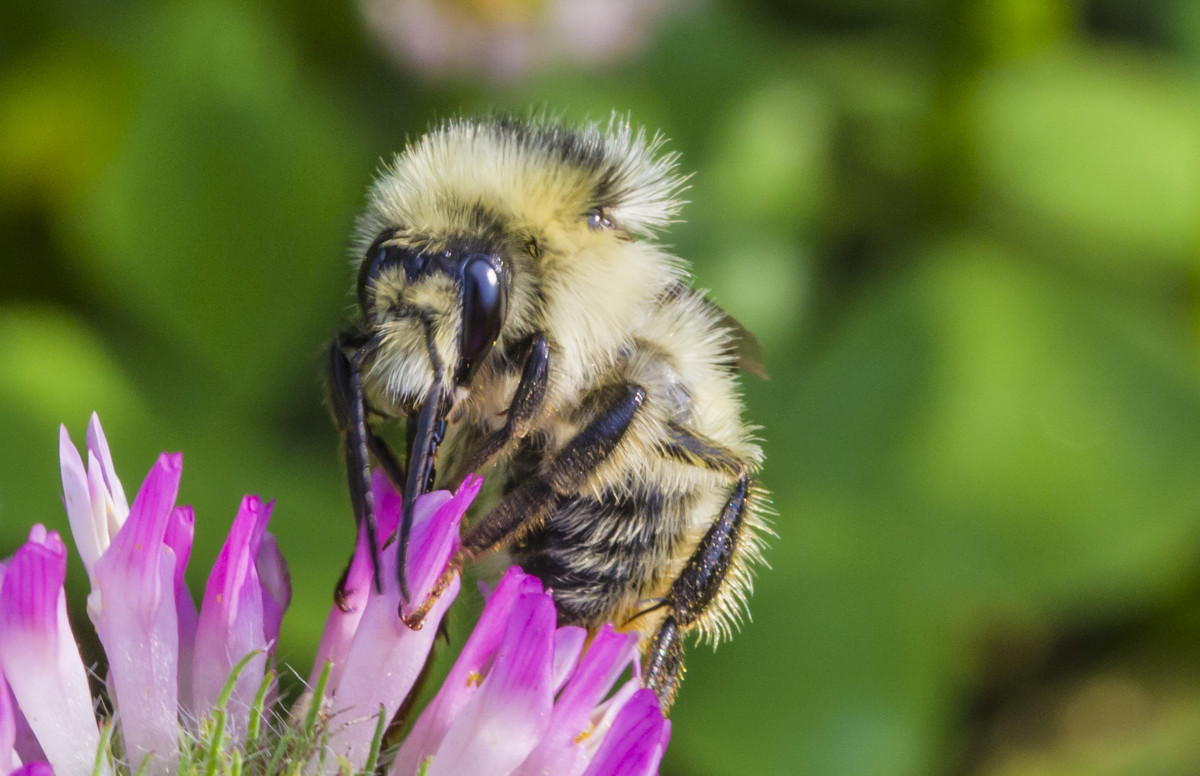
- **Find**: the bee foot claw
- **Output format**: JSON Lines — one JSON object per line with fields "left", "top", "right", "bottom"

{"left": 399, "top": 596, "right": 436, "bottom": 630}
{"left": 398, "top": 561, "right": 461, "bottom": 629}
{"left": 334, "top": 582, "right": 355, "bottom": 612}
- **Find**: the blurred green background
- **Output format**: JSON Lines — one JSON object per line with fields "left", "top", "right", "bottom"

{"left": 4, "top": 0, "right": 1200, "bottom": 773}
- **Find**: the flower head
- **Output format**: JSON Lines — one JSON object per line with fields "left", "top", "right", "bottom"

{"left": 392, "top": 568, "right": 670, "bottom": 776}
{"left": 0, "top": 415, "right": 669, "bottom": 775}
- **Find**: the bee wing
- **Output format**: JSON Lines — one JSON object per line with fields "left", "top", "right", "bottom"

{"left": 674, "top": 284, "right": 768, "bottom": 380}
{"left": 713, "top": 304, "right": 768, "bottom": 381}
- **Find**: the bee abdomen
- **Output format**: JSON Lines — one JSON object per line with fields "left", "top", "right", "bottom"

{"left": 514, "top": 485, "right": 690, "bottom": 628}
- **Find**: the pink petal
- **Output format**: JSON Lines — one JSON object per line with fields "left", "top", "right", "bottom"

{"left": 91, "top": 454, "right": 183, "bottom": 775}
{"left": 164, "top": 506, "right": 197, "bottom": 614}
{"left": 391, "top": 567, "right": 542, "bottom": 774}
{"left": 583, "top": 680, "right": 640, "bottom": 755}
{"left": 515, "top": 625, "right": 639, "bottom": 776}
{"left": 86, "top": 412, "right": 128, "bottom": 517}
{"left": 0, "top": 531, "right": 103, "bottom": 776}
{"left": 371, "top": 469, "right": 404, "bottom": 541}
{"left": 59, "top": 416, "right": 131, "bottom": 588}
{"left": 97, "top": 452, "right": 181, "bottom": 590}
{"left": 88, "top": 453, "right": 125, "bottom": 544}
{"left": 400, "top": 474, "right": 480, "bottom": 615}
{"left": 0, "top": 668, "right": 44, "bottom": 776}
{"left": 192, "top": 495, "right": 273, "bottom": 742}
{"left": 579, "top": 689, "right": 669, "bottom": 776}
{"left": 11, "top": 762, "right": 54, "bottom": 776}
{"left": 310, "top": 472, "right": 403, "bottom": 694}
{"left": 339, "top": 470, "right": 407, "bottom": 611}
{"left": 59, "top": 425, "right": 104, "bottom": 577}
{"left": 0, "top": 626, "right": 20, "bottom": 775}
{"left": 166, "top": 506, "right": 198, "bottom": 715}
{"left": 308, "top": 528, "right": 373, "bottom": 694}
{"left": 327, "top": 576, "right": 459, "bottom": 772}
{"left": 424, "top": 590, "right": 556, "bottom": 776}
{"left": 9, "top": 699, "right": 43, "bottom": 768}
{"left": 0, "top": 591, "right": 44, "bottom": 769}
{"left": 256, "top": 530, "right": 291, "bottom": 648}
{"left": 552, "top": 626, "right": 588, "bottom": 694}
{"left": 313, "top": 475, "right": 475, "bottom": 697}
{"left": 324, "top": 485, "right": 467, "bottom": 772}
{"left": 312, "top": 477, "right": 439, "bottom": 695}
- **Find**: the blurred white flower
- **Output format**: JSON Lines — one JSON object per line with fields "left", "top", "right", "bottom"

{"left": 360, "top": 0, "right": 685, "bottom": 81}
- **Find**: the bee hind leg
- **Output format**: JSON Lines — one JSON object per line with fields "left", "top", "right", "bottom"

{"left": 644, "top": 475, "right": 749, "bottom": 711}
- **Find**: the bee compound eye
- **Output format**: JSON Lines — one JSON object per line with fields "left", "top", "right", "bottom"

{"left": 458, "top": 254, "right": 508, "bottom": 384}
{"left": 586, "top": 208, "right": 614, "bottom": 230}
{"left": 356, "top": 244, "right": 391, "bottom": 314}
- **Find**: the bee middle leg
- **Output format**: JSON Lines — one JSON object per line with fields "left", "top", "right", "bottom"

{"left": 461, "top": 381, "right": 646, "bottom": 555}
{"left": 401, "top": 381, "right": 646, "bottom": 627}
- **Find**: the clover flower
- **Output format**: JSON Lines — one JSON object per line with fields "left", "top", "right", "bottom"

{"left": 0, "top": 414, "right": 670, "bottom": 775}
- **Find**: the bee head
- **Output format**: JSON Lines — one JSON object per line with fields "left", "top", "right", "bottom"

{"left": 352, "top": 114, "right": 688, "bottom": 410}
{"left": 356, "top": 231, "right": 510, "bottom": 412}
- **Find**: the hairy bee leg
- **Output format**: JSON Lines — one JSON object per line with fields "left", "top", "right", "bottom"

{"left": 659, "top": 420, "right": 747, "bottom": 479}
{"left": 451, "top": 334, "right": 550, "bottom": 481}
{"left": 401, "top": 383, "right": 646, "bottom": 629}
{"left": 643, "top": 618, "right": 684, "bottom": 709}
{"left": 329, "top": 334, "right": 406, "bottom": 489}
{"left": 328, "top": 331, "right": 393, "bottom": 609}
{"left": 400, "top": 562, "right": 459, "bottom": 629}
{"left": 644, "top": 475, "right": 750, "bottom": 710}
{"left": 328, "top": 333, "right": 384, "bottom": 604}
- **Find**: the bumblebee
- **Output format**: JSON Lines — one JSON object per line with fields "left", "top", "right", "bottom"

{"left": 328, "top": 115, "right": 769, "bottom": 709}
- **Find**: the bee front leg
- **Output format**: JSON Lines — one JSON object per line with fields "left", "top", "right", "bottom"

{"left": 644, "top": 475, "right": 750, "bottom": 711}
{"left": 401, "top": 382, "right": 646, "bottom": 628}
{"left": 328, "top": 330, "right": 406, "bottom": 606}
